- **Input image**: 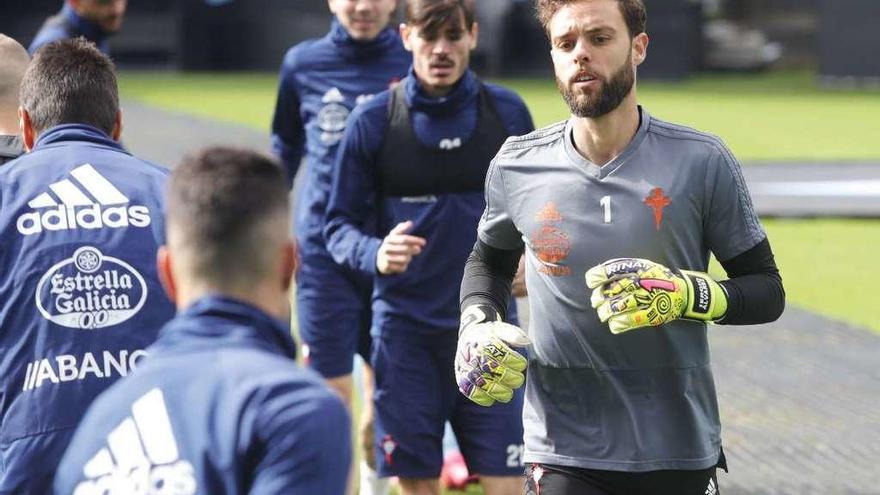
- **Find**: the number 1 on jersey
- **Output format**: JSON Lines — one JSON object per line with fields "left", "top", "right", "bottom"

{"left": 600, "top": 195, "right": 611, "bottom": 223}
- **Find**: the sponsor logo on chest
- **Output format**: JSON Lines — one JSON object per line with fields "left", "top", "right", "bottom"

{"left": 531, "top": 202, "right": 572, "bottom": 276}
{"left": 439, "top": 137, "right": 462, "bottom": 150}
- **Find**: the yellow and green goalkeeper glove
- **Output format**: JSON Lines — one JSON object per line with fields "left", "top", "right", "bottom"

{"left": 585, "top": 258, "right": 728, "bottom": 334}
{"left": 455, "top": 305, "right": 531, "bottom": 406}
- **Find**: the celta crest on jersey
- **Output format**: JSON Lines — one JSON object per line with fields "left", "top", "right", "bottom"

{"left": 644, "top": 186, "right": 671, "bottom": 230}
{"left": 318, "top": 87, "right": 350, "bottom": 145}
{"left": 381, "top": 434, "right": 397, "bottom": 466}
{"left": 16, "top": 163, "right": 152, "bottom": 235}
{"left": 36, "top": 246, "right": 148, "bottom": 329}
{"left": 74, "top": 388, "right": 197, "bottom": 495}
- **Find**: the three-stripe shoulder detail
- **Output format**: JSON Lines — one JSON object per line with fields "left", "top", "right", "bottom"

{"left": 497, "top": 120, "right": 567, "bottom": 155}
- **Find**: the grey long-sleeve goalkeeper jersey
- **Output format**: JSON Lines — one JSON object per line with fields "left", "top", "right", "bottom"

{"left": 478, "top": 107, "right": 766, "bottom": 472}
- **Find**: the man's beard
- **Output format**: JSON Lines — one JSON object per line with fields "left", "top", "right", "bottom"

{"left": 556, "top": 56, "right": 635, "bottom": 119}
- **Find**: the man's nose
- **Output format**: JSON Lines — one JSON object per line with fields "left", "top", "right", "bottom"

{"left": 572, "top": 39, "right": 591, "bottom": 64}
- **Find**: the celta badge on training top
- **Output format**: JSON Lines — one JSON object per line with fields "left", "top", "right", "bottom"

{"left": 35, "top": 246, "right": 148, "bottom": 330}
{"left": 643, "top": 187, "right": 671, "bottom": 230}
{"left": 317, "top": 87, "right": 350, "bottom": 145}
{"left": 381, "top": 435, "right": 397, "bottom": 466}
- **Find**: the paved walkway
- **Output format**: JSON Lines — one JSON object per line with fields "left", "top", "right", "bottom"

{"left": 123, "top": 101, "right": 880, "bottom": 495}
{"left": 121, "top": 101, "right": 271, "bottom": 167}
{"left": 744, "top": 162, "right": 880, "bottom": 217}
{"left": 712, "top": 307, "right": 880, "bottom": 495}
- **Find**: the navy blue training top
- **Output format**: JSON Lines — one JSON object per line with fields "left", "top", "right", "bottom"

{"left": 324, "top": 69, "right": 534, "bottom": 335}
{"left": 0, "top": 124, "right": 174, "bottom": 493}
{"left": 271, "top": 19, "right": 410, "bottom": 252}
{"left": 55, "top": 296, "right": 351, "bottom": 495}
{"left": 29, "top": 3, "right": 110, "bottom": 55}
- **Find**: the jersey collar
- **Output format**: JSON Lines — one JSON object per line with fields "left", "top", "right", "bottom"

{"left": 328, "top": 18, "right": 401, "bottom": 61}
{"left": 563, "top": 106, "right": 651, "bottom": 179}
{"left": 154, "top": 296, "right": 297, "bottom": 361}
{"left": 32, "top": 124, "right": 127, "bottom": 153}
{"left": 0, "top": 134, "right": 23, "bottom": 161}
{"left": 404, "top": 67, "right": 478, "bottom": 116}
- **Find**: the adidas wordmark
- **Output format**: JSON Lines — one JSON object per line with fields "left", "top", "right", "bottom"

{"left": 16, "top": 164, "right": 152, "bottom": 236}
{"left": 73, "top": 388, "right": 196, "bottom": 495}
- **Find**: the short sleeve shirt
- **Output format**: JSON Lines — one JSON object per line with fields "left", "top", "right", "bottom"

{"left": 478, "top": 108, "right": 765, "bottom": 471}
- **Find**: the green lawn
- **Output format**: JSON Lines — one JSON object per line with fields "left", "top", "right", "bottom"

{"left": 761, "top": 219, "right": 880, "bottom": 331}
{"left": 119, "top": 70, "right": 880, "bottom": 333}
{"left": 119, "top": 70, "right": 880, "bottom": 162}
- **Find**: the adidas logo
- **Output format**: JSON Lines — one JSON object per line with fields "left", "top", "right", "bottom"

{"left": 705, "top": 477, "right": 718, "bottom": 495}
{"left": 322, "top": 87, "right": 345, "bottom": 104}
{"left": 16, "top": 163, "right": 152, "bottom": 236}
{"left": 74, "top": 388, "right": 197, "bottom": 495}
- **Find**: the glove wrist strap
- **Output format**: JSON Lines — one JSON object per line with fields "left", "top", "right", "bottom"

{"left": 459, "top": 304, "right": 500, "bottom": 336}
{"left": 679, "top": 270, "right": 728, "bottom": 322}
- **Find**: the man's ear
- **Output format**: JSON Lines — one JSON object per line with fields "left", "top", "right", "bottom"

{"left": 157, "top": 246, "right": 178, "bottom": 304}
{"left": 19, "top": 107, "right": 36, "bottom": 151}
{"left": 280, "top": 240, "right": 297, "bottom": 292}
{"left": 632, "top": 32, "right": 649, "bottom": 66}
{"left": 400, "top": 23, "right": 414, "bottom": 52}
{"left": 111, "top": 109, "right": 123, "bottom": 142}
{"left": 469, "top": 21, "right": 479, "bottom": 51}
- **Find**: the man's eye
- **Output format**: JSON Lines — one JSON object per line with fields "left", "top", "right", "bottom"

{"left": 557, "top": 40, "right": 574, "bottom": 50}
{"left": 593, "top": 36, "right": 610, "bottom": 45}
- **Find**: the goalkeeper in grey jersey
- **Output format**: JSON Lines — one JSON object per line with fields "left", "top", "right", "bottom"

{"left": 455, "top": 1, "right": 785, "bottom": 494}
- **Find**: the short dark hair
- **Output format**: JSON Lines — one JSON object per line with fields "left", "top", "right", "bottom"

{"left": 167, "top": 147, "right": 290, "bottom": 290}
{"left": 405, "top": 0, "right": 476, "bottom": 38}
{"left": 19, "top": 38, "right": 118, "bottom": 135}
{"left": 536, "top": 0, "right": 647, "bottom": 39}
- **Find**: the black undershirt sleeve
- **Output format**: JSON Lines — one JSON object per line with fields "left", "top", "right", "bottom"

{"left": 717, "top": 237, "right": 786, "bottom": 325}
{"left": 460, "top": 239, "right": 522, "bottom": 321}
{"left": 460, "top": 238, "right": 784, "bottom": 326}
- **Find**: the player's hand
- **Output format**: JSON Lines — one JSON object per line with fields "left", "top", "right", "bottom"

{"left": 585, "top": 258, "right": 728, "bottom": 334}
{"left": 455, "top": 305, "right": 531, "bottom": 407}
{"left": 376, "top": 221, "right": 426, "bottom": 275}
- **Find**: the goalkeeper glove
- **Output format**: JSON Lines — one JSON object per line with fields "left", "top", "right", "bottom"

{"left": 455, "top": 305, "right": 531, "bottom": 407}
{"left": 585, "top": 258, "right": 728, "bottom": 334}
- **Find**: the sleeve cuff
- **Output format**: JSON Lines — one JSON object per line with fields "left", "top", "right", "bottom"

{"left": 357, "top": 236, "right": 382, "bottom": 275}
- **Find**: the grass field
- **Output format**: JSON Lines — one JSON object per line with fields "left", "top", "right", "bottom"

{"left": 118, "top": 70, "right": 880, "bottom": 334}
{"left": 119, "top": 70, "right": 880, "bottom": 162}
